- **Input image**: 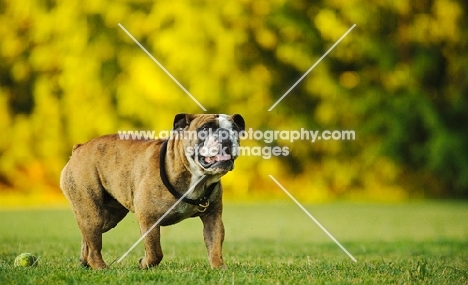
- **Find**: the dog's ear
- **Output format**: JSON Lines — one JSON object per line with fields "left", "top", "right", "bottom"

{"left": 231, "top": 114, "right": 245, "bottom": 132}
{"left": 173, "top": 113, "right": 195, "bottom": 130}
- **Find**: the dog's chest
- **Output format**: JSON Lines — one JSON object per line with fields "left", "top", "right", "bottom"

{"left": 159, "top": 203, "right": 200, "bottom": 226}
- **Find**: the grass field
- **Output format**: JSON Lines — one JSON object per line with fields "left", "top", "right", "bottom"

{"left": 1, "top": 202, "right": 467, "bottom": 284}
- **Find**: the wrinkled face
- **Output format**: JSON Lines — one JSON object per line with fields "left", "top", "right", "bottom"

{"left": 173, "top": 114, "right": 245, "bottom": 175}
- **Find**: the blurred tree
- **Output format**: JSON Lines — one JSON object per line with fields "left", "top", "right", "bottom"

{"left": 263, "top": 0, "right": 468, "bottom": 198}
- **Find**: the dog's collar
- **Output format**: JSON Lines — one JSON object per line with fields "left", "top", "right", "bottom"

{"left": 159, "top": 140, "right": 218, "bottom": 212}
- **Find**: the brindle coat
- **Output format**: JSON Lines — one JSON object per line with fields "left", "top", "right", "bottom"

{"left": 60, "top": 114, "right": 244, "bottom": 269}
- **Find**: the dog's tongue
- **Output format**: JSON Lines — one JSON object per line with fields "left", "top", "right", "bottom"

{"left": 216, "top": 154, "right": 231, "bottom": 161}
{"left": 204, "top": 154, "right": 231, "bottom": 164}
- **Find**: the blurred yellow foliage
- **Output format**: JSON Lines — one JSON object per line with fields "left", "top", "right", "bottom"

{"left": 0, "top": 0, "right": 467, "bottom": 207}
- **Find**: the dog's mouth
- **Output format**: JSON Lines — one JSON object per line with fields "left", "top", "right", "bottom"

{"left": 199, "top": 152, "right": 234, "bottom": 171}
{"left": 196, "top": 129, "right": 237, "bottom": 173}
{"left": 201, "top": 153, "right": 232, "bottom": 165}
{"left": 197, "top": 128, "right": 238, "bottom": 173}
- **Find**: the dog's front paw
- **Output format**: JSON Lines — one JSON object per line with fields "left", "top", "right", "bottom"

{"left": 211, "top": 262, "right": 227, "bottom": 270}
{"left": 138, "top": 257, "right": 160, "bottom": 269}
{"left": 138, "top": 257, "right": 149, "bottom": 269}
{"left": 80, "top": 259, "right": 90, "bottom": 269}
{"left": 217, "top": 264, "right": 228, "bottom": 270}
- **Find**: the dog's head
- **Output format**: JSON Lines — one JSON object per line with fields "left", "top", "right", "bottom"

{"left": 173, "top": 114, "right": 245, "bottom": 175}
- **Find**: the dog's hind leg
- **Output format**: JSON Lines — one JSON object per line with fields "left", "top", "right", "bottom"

{"left": 67, "top": 186, "right": 108, "bottom": 269}
{"left": 78, "top": 201, "right": 127, "bottom": 269}
{"left": 78, "top": 226, "right": 107, "bottom": 269}
{"left": 60, "top": 168, "right": 107, "bottom": 269}
{"left": 73, "top": 198, "right": 108, "bottom": 269}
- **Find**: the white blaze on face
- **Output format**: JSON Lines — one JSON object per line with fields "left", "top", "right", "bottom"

{"left": 217, "top": 114, "right": 239, "bottom": 157}
{"left": 200, "top": 136, "right": 220, "bottom": 158}
{"left": 200, "top": 116, "right": 231, "bottom": 163}
{"left": 218, "top": 114, "right": 233, "bottom": 129}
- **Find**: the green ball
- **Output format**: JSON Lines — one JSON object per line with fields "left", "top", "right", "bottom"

{"left": 14, "top": 253, "right": 38, "bottom": 267}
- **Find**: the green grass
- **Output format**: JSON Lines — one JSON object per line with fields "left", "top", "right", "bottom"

{"left": 1, "top": 202, "right": 467, "bottom": 284}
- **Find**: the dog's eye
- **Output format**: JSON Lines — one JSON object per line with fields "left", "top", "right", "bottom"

{"left": 200, "top": 123, "right": 216, "bottom": 131}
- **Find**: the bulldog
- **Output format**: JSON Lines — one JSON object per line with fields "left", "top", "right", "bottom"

{"left": 60, "top": 114, "right": 245, "bottom": 270}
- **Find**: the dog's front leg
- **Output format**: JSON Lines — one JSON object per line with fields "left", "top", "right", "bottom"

{"left": 200, "top": 204, "right": 226, "bottom": 269}
{"left": 137, "top": 218, "right": 163, "bottom": 269}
